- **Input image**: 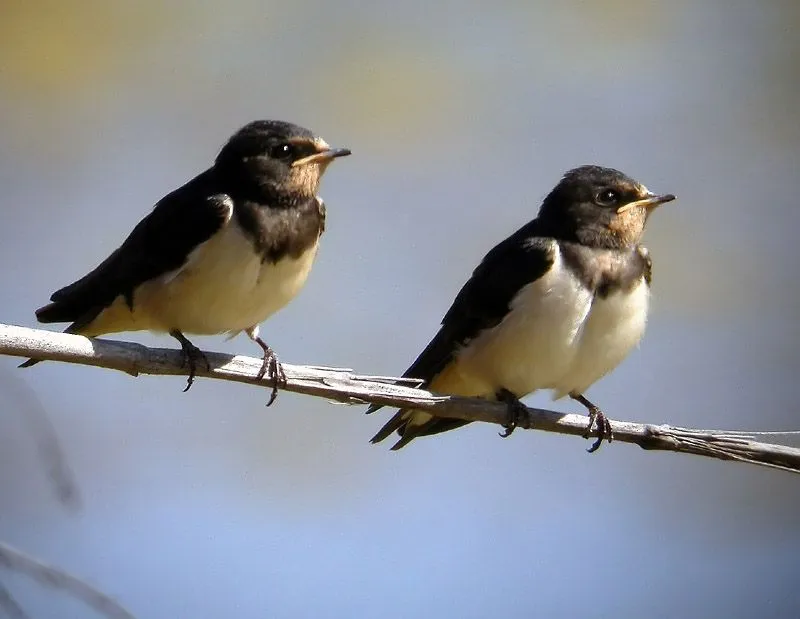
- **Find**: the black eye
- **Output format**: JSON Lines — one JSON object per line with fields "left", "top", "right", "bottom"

{"left": 270, "top": 143, "right": 295, "bottom": 160}
{"left": 595, "top": 188, "right": 620, "bottom": 206}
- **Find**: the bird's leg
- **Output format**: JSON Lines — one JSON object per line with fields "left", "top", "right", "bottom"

{"left": 495, "top": 388, "right": 529, "bottom": 438}
{"left": 254, "top": 338, "right": 287, "bottom": 407}
{"left": 570, "top": 393, "right": 613, "bottom": 453}
{"left": 246, "top": 327, "right": 287, "bottom": 407}
{"left": 169, "top": 329, "right": 209, "bottom": 392}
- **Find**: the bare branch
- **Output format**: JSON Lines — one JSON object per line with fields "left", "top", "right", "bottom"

{"left": 0, "top": 542, "right": 135, "bottom": 619}
{"left": 0, "top": 367, "right": 81, "bottom": 509}
{"left": 0, "top": 580, "right": 31, "bottom": 619}
{"left": 1, "top": 323, "right": 799, "bottom": 474}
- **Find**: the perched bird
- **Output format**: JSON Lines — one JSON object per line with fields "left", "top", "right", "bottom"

{"left": 22, "top": 120, "right": 350, "bottom": 403}
{"left": 369, "top": 165, "right": 674, "bottom": 451}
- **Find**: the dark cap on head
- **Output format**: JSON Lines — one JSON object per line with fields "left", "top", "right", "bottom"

{"left": 538, "top": 165, "right": 675, "bottom": 248}
{"left": 213, "top": 119, "right": 350, "bottom": 201}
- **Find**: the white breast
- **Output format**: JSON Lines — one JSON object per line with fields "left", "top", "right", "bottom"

{"left": 551, "top": 276, "right": 649, "bottom": 399}
{"left": 90, "top": 217, "right": 321, "bottom": 337}
{"left": 450, "top": 244, "right": 593, "bottom": 396}
{"left": 444, "top": 243, "right": 649, "bottom": 400}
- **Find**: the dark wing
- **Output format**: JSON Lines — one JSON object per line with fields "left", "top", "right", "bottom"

{"left": 35, "top": 168, "right": 232, "bottom": 330}
{"left": 406, "top": 227, "right": 554, "bottom": 384}
{"left": 368, "top": 218, "right": 555, "bottom": 446}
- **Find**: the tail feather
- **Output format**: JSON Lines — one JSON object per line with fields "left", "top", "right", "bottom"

{"left": 21, "top": 300, "right": 101, "bottom": 369}
{"left": 370, "top": 408, "right": 472, "bottom": 450}
{"left": 370, "top": 410, "right": 408, "bottom": 445}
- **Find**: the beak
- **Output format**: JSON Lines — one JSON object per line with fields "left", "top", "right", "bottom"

{"left": 617, "top": 193, "right": 676, "bottom": 214}
{"left": 292, "top": 147, "right": 351, "bottom": 167}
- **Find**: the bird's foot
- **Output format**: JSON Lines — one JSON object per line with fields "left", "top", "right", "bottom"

{"left": 571, "top": 393, "right": 613, "bottom": 453}
{"left": 169, "top": 330, "right": 209, "bottom": 392}
{"left": 253, "top": 337, "right": 287, "bottom": 407}
{"left": 496, "top": 388, "right": 529, "bottom": 438}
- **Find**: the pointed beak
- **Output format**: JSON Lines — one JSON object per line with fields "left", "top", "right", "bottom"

{"left": 617, "top": 193, "right": 676, "bottom": 214}
{"left": 291, "top": 148, "right": 351, "bottom": 167}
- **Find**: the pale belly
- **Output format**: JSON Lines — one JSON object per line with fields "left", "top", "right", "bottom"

{"left": 83, "top": 221, "right": 319, "bottom": 336}
{"left": 551, "top": 278, "right": 649, "bottom": 398}
{"left": 433, "top": 247, "right": 649, "bottom": 400}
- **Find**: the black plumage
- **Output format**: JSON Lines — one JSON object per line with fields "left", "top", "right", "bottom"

{"left": 23, "top": 120, "right": 350, "bottom": 401}
{"left": 369, "top": 165, "right": 674, "bottom": 450}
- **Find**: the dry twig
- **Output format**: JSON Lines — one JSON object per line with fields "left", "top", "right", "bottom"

{"left": 0, "top": 580, "right": 31, "bottom": 619}
{"left": 1, "top": 323, "right": 799, "bottom": 474}
{"left": 0, "top": 542, "right": 134, "bottom": 619}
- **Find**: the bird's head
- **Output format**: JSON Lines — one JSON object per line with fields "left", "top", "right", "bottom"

{"left": 215, "top": 120, "right": 351, "bottom": 203}
{"left": 538, "top": 165, "right": 675, "bottom": 249}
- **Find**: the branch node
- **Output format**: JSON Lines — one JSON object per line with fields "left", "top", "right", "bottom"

{"left": 639, "top": 424, "right": 676, "bottom": 450}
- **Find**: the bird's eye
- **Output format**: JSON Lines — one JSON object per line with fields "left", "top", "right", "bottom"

{"left": 270, "top": 143, "right": 295, "bottom": 160}
{"left": 595, "top": 188, "right": 620, "bottom": 206}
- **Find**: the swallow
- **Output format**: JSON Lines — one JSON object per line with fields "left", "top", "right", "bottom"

{"left": 368, "top": 165, "right": 674, "bottom": 451}
{"left": 22, "top": 120, "right": 350, "bottom": 403}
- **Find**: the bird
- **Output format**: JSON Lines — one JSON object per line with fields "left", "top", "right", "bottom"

{"left": 368, "top": 165, "right": 675, "bottom": 451}
{"left": 21, "top": 120, "right": 351, "bottom": 403}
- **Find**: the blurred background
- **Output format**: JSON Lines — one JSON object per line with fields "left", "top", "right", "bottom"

{"left": 1, "top": 1, "right": 799, "bottom": 617}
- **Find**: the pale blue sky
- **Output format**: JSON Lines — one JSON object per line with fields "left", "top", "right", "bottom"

{"left": 1, "top": 2, "right": 799, "bottom": 617}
